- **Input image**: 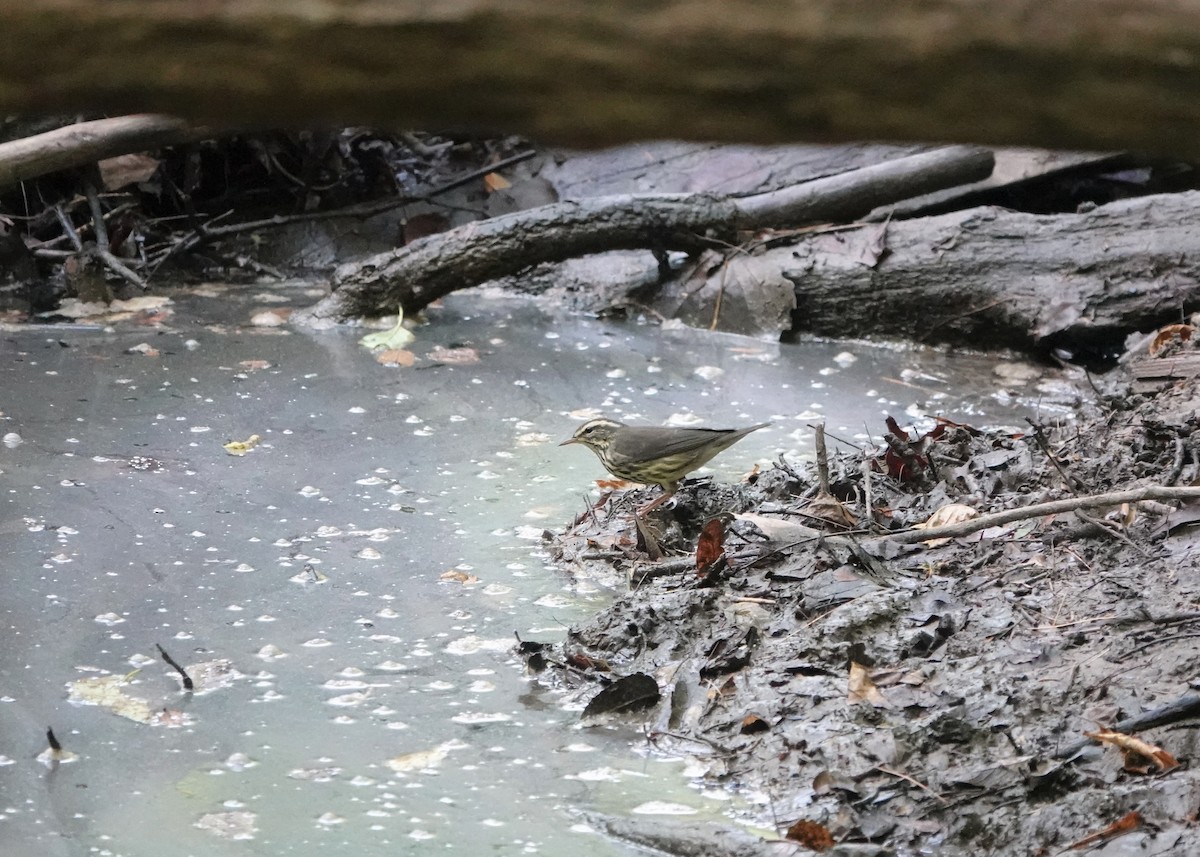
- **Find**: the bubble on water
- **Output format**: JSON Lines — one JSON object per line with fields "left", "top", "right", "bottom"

{"left": 444, "top": 636, "right": 511, "bottom": 656}
{"left": 256, "top": 645, "right": 286, "bottom": 661}
{"left": 450, "top": 711, "right": 512, "bottom": 725}
{"left": 327, "top": 692, "right": 370, "bottom": 707}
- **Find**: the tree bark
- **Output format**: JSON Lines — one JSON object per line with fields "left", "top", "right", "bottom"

{"left": 0, "top": 116, "right": 216, "bottom": 189}
{"left": 771, "top": 193, "right": 1200, "bottom": 348}
{"left": 295, "top": 146, "right": 993, "bottom": 325}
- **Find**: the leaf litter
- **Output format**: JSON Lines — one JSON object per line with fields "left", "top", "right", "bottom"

{"left": 533, "top": 326, "right": 1200, "bottom": 855}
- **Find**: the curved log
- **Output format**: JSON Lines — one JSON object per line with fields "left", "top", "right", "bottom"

{"left": 295, "top": 146, "right": 993, "bottom": 324}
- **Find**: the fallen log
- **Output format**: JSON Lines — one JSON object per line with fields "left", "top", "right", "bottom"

{"left": 0, "top": 115, "right": 216, "bottom": 189}
{"left": 294, "top": 145, "right": 994, "bottom": 325}
{"left": 772, "top": 191, "right": 1200, "bottom": 349}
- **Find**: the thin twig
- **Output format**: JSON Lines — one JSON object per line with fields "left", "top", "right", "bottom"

{"left": 86, "top": 180, "right": 147, "bottom": 289}
{"left": 53, "top": 205, "right": 83, "bottom": 252}
{"left": 1166, "top": 436, "right": 1186, "bottom": 486}
{"left": 1054, "top": 692, "right": 1200, "bottom": 759}
{"left": 84, "top": 181, "right": 110, "bottom": 253}
{"left": 873, "top": 484, "right": 1200, "bottom": 547}
{"left": 812, "top": 423, "right": 830, "bottom": 495}
{"left": 861, "top": 458, "right": 878, "bottom": 533}
{"left": 874, "top": 765, "right": 947, "bottom": 803}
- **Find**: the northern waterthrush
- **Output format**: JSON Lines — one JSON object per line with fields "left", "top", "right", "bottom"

{"left": 560, "top": 418, "right": 769, "bottom": 514}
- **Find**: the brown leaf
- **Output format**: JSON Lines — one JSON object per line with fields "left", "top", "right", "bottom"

{"left": 1084, "top": 727, "right": 1179, "bottom": 774}
{"left": 740, "top": 713, "right": 770, "bottom": 734}
{"left": 566, "top": 651, "right": 611, "bottom": 672}
{"left": 483, "top": 172, "right": 511, "bottom": 192}
{"left": 1067, "top": 810, "right": 1143, "bottom": 850}
{"left": 595, "top": 478, "right": 631, "bottom": 490}
{"left": 696, "top": 517, "right": 726, "bottom": 575}
{"left": 1149, "top": 323, "right": 1196, "bottom": 357}
{"left": 914, "top": 503, "right": 978, "bottom": 546}
{"left": 99, "top": 152, "right": 160, "bottom": 190}
{"left": 439, "top": 569, "right": 479, "bottom": 584}
{"left": 804, "top": 491, "right": 857, "bottom": 529}
{"left": 376, "top": 349, "right": 416, "bottom": 367}
{"left": 785, "top": 819, "right": 834, "bottom": 851}
{"left": 848, "top": 662, "right": 890, "bottom": 707}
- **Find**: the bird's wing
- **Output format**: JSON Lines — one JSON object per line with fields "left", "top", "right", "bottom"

{"left": 611, "top": 427, "right": 740, "bottom": 459}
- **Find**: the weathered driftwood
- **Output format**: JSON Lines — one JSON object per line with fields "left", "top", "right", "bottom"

{"left": 0, "top": 115, "right": 214, "bottom": 189}
{"left": 769, "top": 192, "right": 1200, "bottom": 348}
{"left": 294, "top": 146, "right": 993, "bottom": 325}
{"left": 4, "top": 2, "right": 1200, "bottom": 160}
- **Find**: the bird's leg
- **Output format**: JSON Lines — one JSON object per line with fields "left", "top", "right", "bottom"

{"left": 637, "top": 482, "right": 678, "bottom": 516}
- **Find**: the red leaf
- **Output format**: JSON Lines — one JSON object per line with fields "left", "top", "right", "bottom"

{"left": 696, "top": 518, "right": 726, "bottom": 575}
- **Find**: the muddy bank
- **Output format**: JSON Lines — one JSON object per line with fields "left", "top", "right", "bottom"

{"left": 537, "top": 334, "right": 1200, "bottom": 855}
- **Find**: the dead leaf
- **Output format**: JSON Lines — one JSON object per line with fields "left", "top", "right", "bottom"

{"left": 428, "top": 345, "right": 480, "bottom": 365}
{"left": 360, "top": 310, "right": 415, "bottom": 350}
{"left": 566, "top": 651, "right": 611, "bottom": 672}
{"left": 595, "top": 479, "right": 632, "bottom": 491}
{"left": 125, "top": 343, "right": 160, "bottom": 357}
{"left": 914, "top": 503, "right": 978, "bottom": 546}
{"left": 223, "top": 434, "right": 262, "bottom": 456}
{"left": 582, "top": 673, "right": 660, "bottom": 718}
{"left": 439, "top": 569, "right": 479, "bottom": 584}
{"left": 99, "top": 152, "right": 160, "bottom": 190}
{"left": 813, "top": 220, "right": 889, "bottom": 268}
{"left": 804, "top": 491, "right": 857, "bottom": 529}
{"left": 1149, "top": 323, "right": 1196, "bottom": 357}
{"left": 402, "top": 212, "right": 450, "bottom": 244}
{"left": 238, "top": 359, "right": 272, "bottom": 371}
{"left": 376, "top": 349, "right": 416, "bottom": 367}
{"left": 740, "top": 713, "right": 770, "bottom": 734}
{"left": 1066, "top": 810, "right": 1143, "bottom": 850}
{"left": 483, "top": 172, "right": 511, "bottom": 192}
{"left": 696, "top": 518, "right": 726, "bottom": 575}
{"left": 708, "top": 676, "right": 738, "bottom": 700}
{"left": 386, "top": 741, "right": 457, "bottom": 773}
{"left": 1164, "top": 501, "right": 1200, "bottom": 535}
{"left": 848, "top": 662, "right": 890, "bottom": 707}
{"left": 1084, "top": 727, "right": 1179, "bottom": 774}
{"left": 785, "top": 819, "right": 834, "bottom": 851}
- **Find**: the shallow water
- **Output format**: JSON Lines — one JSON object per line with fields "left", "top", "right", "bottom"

{"left": 0, "top": 285, "right": 1077, "bottom": 856}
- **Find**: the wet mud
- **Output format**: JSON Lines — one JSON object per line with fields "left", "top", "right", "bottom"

{"left": 541, "top": 337, "right": 1200, "bottom": 856}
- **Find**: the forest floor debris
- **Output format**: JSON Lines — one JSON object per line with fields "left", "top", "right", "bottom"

{"left": 537, "top": 330, "right": 1200, "bottom": 856}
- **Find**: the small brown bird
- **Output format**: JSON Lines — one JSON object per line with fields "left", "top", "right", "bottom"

{"left": 560, "top": 417, "right": 769, "bottom": 514}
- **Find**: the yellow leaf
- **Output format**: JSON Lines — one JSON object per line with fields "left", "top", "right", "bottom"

{"left": 360, "top": 309, "right": 415, "bottom": 351}
{"left": 223, "top": 434, "right": 262, "bottom": 456}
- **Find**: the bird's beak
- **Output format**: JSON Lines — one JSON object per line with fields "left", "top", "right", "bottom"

{"left": 559, "top": 437, "right": 578, "bottom": 446}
